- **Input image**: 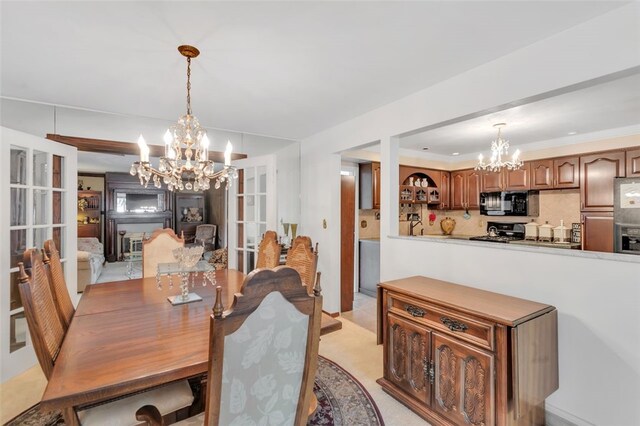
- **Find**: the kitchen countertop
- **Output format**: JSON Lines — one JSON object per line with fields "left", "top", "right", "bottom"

{"left": 391, "top": 234, "right": 640, "bottom": 264}
{"left": 359, "top": 237, "right": 380, "bottom": 242}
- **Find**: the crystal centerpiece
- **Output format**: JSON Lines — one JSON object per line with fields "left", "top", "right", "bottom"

{"left": 172, "top": 246, "right": 203, "bottom": 268}
{"left": 157, "top": 246, "right": 215, "bottom": 305}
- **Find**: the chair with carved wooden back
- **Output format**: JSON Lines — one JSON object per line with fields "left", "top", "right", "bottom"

{"left": 137, "top": 267, "right": 323, "bottom": 426}
{"left": 42, "top": 239, "right": 75, "bottom": 332}
{"left": 142, "top": 228, "right": 185, "bottom": 278}
{"left": 18, "top": 249, "right": 195, "bottom": 425}
{"left": 285, "top": 236, "right": 319, "bottom": 293}
{"left": 255, "top": 230, "right": 281, "bottom": 269}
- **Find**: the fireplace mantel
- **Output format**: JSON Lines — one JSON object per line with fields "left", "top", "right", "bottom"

{"left": 104, "top": 173, "right": 174, "bottom": 262}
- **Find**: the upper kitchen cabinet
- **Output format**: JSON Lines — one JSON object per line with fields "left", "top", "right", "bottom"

{"left": 531, "top": 157, "right": 579, "bottom": 190}
{"left": 580, "top": 151, "right": 626, "bottom": 211}
{"left": 439, "top": 171, "right": 450, "bottom": 210}
{"left": 399, "top": 166, "right": 442, "bottom": 206}
{"left": 530, "top": 159, "right": 554, "bottom": 189}
{"left": 554, "top": 157, "right": 580, "bottom": 188}
{"left": 359, "top": 162, "right": 381, "bottom": 209}
{"left": 451, "top": 169, "right": 480, "bottom": 210}
{"left": 627, "top": 148, "right": 640, "bottom": 177}
{"left": 480, "top": 164, "right": 530, "bottom": 192}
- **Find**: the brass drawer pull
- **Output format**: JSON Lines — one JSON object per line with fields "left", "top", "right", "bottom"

{"left": 441, "top": 317, "right": 468, "bottom": 332}
{"left": 406, "top": 305, "right": 425, "bottom": 317}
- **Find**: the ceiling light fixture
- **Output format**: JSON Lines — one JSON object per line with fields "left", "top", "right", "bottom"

{"left": 452, "top": 152, "right": 459, "bottom": 156}
{"left": 130, "top": 45, "right": 237, "bottom": 192}
{"left": 475, "top": 123, "right": 523, "bottom": 172}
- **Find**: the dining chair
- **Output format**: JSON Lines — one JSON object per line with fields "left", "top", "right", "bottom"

{"left": 18, "top": 249, "right": 195, "bottom": 425}
{"left": 136, "top": 266, "right": 323, "bottom": 426}
{"left": 142, "top": 228, "right": 185, "bottom": 278}
{"left": 42, "top": 239, "right": 75, "bottom": 332}
{"left": 285, "top": 236, "right": 319, "bottom": 293}
{"left": 208, "top": 247, "right": 228, "bottom": 270}
{"left": 255, "top": 230, "right": 281, "bottom": 269}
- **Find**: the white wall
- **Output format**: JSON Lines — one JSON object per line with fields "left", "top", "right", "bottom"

{"left": 300, "top": 4, "right": 640, "bottom": 425}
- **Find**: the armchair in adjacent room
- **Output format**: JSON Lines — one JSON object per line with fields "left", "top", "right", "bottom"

{"left": 77, "top": 237, "right": 105, "bottom": 292}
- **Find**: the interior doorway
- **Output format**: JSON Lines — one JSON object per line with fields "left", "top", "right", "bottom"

{"left": 340, "top": 173, "right": 355, "bottom": 312}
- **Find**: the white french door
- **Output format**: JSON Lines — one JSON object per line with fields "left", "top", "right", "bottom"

{"left": 228, "top": 155, "right": 277, "bottom": 273}
{"left": 0, "top": 127, "right": 77, "bottom": 382}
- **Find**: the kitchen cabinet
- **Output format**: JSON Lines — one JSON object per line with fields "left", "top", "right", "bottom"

{"left": 77, "top": 190, "right": 102, "bottom": 241}
{"left": 581, "top": 212, "right": 614, "bottom": 252}
{"left": 399, "top": 167, "right": 441, "bottom": 205}
{"left": 531, "top": 157, "right": 579, "bottom": 190}
{"left": 554, "top": 156, "right": 579, "bottom": 188}
{"left": 378, "top": 276, "right": 558, "bottom": 426}
{"left": 439, "top": 172, "right": 450, "bottom": 210}
{"left": 627, "top": 148, "right": 640, "bottom": 177}
{"left": 451, "top": 169, "right": 480, "bottom": 210}
{"left": 360, "top": 162, "right": 381, "bottom": 209}
{"left": 530, "top": 159, "right": 553, "bottom": 189}
{"left": 481, "top": 164, "right": 530, "bottom": 192}
{"left": 580, "top": 151, "right": 625, "bottom": 211}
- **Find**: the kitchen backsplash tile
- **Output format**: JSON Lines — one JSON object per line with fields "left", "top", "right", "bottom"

{"left": 359, "top": 209, "right": 380, "bottom": 239}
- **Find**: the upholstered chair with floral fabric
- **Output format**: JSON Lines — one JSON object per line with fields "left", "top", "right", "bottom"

{"left": 137, "top": 266, "right": 323, "bottom": 426}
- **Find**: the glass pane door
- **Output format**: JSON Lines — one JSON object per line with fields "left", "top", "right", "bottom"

{"left": 1, "top": 127, "right": 77, "bottom": 381}
{"left": 228, "top": 155, "right": 276, "bottom": 273}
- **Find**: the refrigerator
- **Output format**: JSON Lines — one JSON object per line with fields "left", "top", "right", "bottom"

{"left": 613, "top": 177, "right": 640, "bottom": 255}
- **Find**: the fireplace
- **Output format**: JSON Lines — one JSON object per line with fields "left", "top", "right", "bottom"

{"left": 104, "top": 173, "right": 174, "bottom": 262}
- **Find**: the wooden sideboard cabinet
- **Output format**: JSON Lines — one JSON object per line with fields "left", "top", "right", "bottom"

{"left": 377, "top": 276, "right": 558, "bottom": 426}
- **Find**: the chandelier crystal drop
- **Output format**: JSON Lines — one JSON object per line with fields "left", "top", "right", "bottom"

{"left": 475, "top": 123, "right": 523, "bottom": 172}
{"left": 130, "top": 45, "right": 238, "bottom": 192}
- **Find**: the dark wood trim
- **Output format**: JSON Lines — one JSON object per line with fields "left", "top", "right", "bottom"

{"left": 46, "top": 134, "right": 248, "bottom": 162}
{"left": 78, "top": 172, "right": 106, "bottom": 178}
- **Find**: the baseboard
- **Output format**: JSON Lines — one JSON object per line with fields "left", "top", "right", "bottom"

{"left": 546, "top": 404, "right": 595, "bottom": 426}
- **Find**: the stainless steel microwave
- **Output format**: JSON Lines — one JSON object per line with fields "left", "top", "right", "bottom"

{"left": 480, "top": 191, "right": 539, "bottom": 216}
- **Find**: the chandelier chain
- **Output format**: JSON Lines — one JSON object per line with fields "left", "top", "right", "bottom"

{"left": 186, "top": 57, "right": 192, "bottom": 115}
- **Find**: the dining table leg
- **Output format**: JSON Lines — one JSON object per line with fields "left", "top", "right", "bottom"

{"left": 62, "top": 407, "right": 80, "bottom": 426}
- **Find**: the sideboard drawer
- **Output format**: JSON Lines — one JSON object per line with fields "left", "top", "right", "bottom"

{"left": 388, "top": 292, "right": 494, "bottom": 351}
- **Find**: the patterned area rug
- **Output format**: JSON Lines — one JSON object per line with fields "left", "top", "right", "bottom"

{"left": 4, "top": 356, "right": 383, "bottom": 426}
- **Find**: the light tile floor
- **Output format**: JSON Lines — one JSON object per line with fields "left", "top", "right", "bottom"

{"left": 340, "top": 292, "right": 378, "bottom": 334}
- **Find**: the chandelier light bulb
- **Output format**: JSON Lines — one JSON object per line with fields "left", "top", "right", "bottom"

{"left": 225, "top": 141, "right": 233, "bottom": 166}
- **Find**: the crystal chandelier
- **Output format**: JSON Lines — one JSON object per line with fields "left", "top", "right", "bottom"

{"left": 475, "top": 123, "right": 523, "bottom": 172}
{"left": 130, "top": 45, "right": 238, "bottom": 192}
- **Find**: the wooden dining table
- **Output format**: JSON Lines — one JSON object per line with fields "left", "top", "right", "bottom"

{"left": 39, "top": 268, "right": 341, "bottom": 417}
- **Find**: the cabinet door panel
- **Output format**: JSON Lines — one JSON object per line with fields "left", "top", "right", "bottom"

{"left": 466, "top": 171, "right": 481, "bottom": 209}
{"left": 582, "top": 212, "right": 613, "bottom": 252}
{"left": 433, "top": 332, "right": 494, "bottom": 426}
{"left": 554, "top": 157, "right": 579, "bottom": 189}
{"left": 531, "top": 160, "right": 553, "bottom": 189}
{"left": 372, "top": 162, "right": 381, "bottom": 209}
{"left": 387, "top": 313, "right": 431, "bottom": 403}
{"left": 627, "top": 148, "right": 640, "bottom": 177}
{"left": 580, "top": 152, "right": 625, "bottom": 211}
{"left": 440, "top": 172, "right": 450, "bottom": 210}
{"left": 504, "top": 163, "right": 530, "bottom": 190}
{"left": 481, "top": 171, "right": 503, "bottom": 192}
{"left": 451, "top": 172, "right": 465, "bottom": 210}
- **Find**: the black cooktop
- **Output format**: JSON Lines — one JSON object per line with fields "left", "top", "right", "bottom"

{"left": 470, "top": 221, "right": 526, "bottom": 243}
{"left": 469, "top": 235, "right": 524, "bottom": 243}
